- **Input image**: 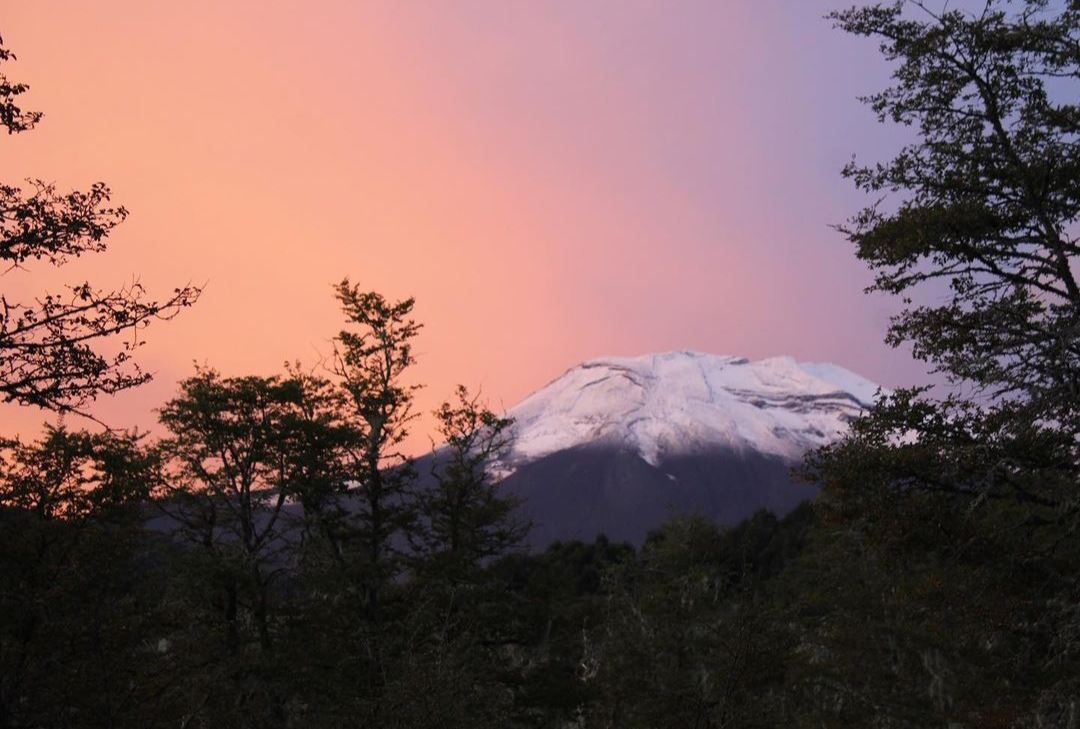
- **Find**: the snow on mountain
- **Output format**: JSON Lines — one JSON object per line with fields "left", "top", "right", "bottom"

{"left": 503, "top": 351, "right": 880, "bottom": 470}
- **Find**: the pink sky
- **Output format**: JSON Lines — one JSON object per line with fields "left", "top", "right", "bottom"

{"left": 1, "top": 2, "right": 923, "bottom": 451}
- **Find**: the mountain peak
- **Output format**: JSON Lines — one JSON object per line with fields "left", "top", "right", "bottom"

{"left": 505, "top": 351, "right": 879, "bottom": 468}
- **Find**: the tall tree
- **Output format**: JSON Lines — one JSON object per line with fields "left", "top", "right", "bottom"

{"left": 801, "top": 3, "right": 1080, "bottom": 724}
{"left": 415, "top": 385, "right": 525, "bottom": 578}
{"left": 154, "top": 369, "right": 358, "bottom": 727}
{"left": 330, "top": 280, "right": 422, "bottom": 614}
{"left": 832, "top": 0, "right": 1080, "bottom": 421}
{"left": 157, "top": 369, "right": 312, "bottom": 654}
{"left": 824, "top": 0, "right": 1080, "bottom": 552}
{"left": 0, "top": 34, "right": 199, "bottom": 416}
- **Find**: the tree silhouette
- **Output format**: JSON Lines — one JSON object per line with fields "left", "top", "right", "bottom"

{"left": 0, "top": 34, "right": 200, "bottom": 417}
{"left": 330, "top": 280, "right": 422, "bottom": 615}
{"left": 800, "top": 3, "right": 1080, "bottom": 723}
{"left": 416, "top": 385, "right": 525, "bottom": 577}
{"left": 832, "top": 1, "right": 1080, "bottom": 421}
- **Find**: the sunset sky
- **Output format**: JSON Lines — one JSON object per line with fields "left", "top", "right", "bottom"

{"left": 1, "top": 1, "right": 924, "bottom": 450}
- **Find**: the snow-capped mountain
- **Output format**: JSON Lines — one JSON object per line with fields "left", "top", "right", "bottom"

{"left": 502, "top": 351, "right": 878, "bottom": 472}
{"left": 492, "top": 351, "right": 880, "bottom": 547}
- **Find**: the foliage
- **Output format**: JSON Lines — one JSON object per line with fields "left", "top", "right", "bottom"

{"left": 7, "top": 3, "right": 1080, "bottom": 727}
{"left": 833, "top": 0, "right": 1080, "bottom": 418}
{"left": 329, "top": 281, "right": 423, "bottom": 607}
{"left": 799, "top": 2, "right": 1080, "bottom": 725}
{"left": 414, "top": 384, "right": 527, "bottom": 578}
{"left": 582, "top": 511, "right": 810, "bottom": 729}
{"left": 0, "top": 429, "right": 170, "bottom": 728}
{"left": 0, "top": 35, "right": 199, "bottom": 416}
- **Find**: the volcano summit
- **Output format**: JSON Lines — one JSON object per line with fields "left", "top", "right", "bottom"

{"left": 490, "top": 351, "right": 879, "bottom": 546}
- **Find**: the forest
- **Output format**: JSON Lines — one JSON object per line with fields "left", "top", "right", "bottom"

{"left": 2, "top": 2, "right": 1080, "bottom": 727}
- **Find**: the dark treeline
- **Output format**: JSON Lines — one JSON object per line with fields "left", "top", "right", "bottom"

{"left": 4, "top": 2, "right": 1080, "bottom": 727}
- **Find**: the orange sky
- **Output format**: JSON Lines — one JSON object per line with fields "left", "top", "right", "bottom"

{"left": 1, "top": 2, "right": 922, "bottom": 452}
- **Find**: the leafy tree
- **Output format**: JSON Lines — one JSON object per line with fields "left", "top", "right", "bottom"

{"left": 0, "top": 34, "right": 199, "bottom": 416}
{"left": 800, "top": 2, "right": 1080, "bottom": 724}
{"left": 584, "top": 515, "right": 801, "bottom": 729}
{"left": 334, "top": 387, "right": 531, "bottom": 729}
{"left": 791, "top": 423, "right": 1074, "bottom": 728}
{"left": 276, "top": 366, "right": 357, "bottom": 559}
{"left": 330, "top": 280, "right": 423, "bottom": 613}
{"left": 0, "top": 425, "right": 156, "bottom": 520}
{"left": 415, "top": 385, "right": 526, "bottom": 577}
{"left": 833, "top": 0, "right": 1080, "bottom": 420}
{"left": 0, "top": 427, "right": 168, "bottom": 728}
{"left": 485, "top": 539, "right": 609, "bottom": 724}
{"left": 156, "top": 369, "right": 314, "bottom": 653}
{"left": 154, "top": 368, "right": 364, "bottom": 727}
{"left": 0, "top": 39, "right": 40, "bottom": 134}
